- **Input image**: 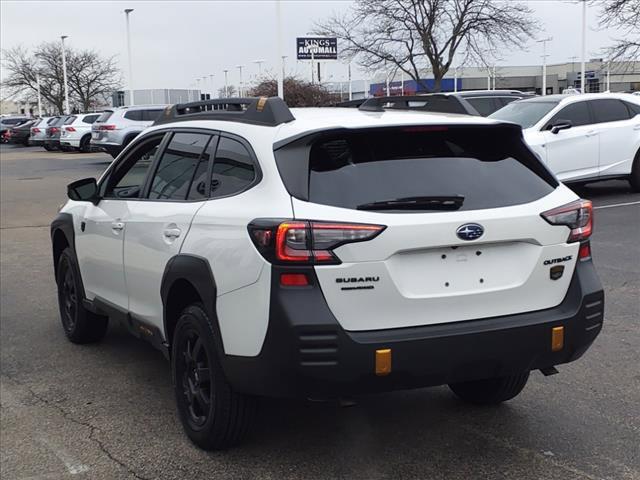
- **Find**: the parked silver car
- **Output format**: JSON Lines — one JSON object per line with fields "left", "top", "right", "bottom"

{"left": 59, "top": 113, "right": 101, "bottom": 152}
{"left": 30, "top": 117, "right": 56, "bottom": 146}
{"left": 90, "top": 105, "right": 165, "bottom": 157}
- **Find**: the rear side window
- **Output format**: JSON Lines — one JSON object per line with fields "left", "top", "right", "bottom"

{"left": 623, "top": 101, "right": 640, "bottom": 116}
{"left": 95, "top": 111, "right": 113, "bottom": 123}
{"left": 592, "top": 99, "right": 632, "bottom": 123}
{"left": 210, "top": 136, "right": 257, "bottom": 198}
{"left": 124, "top": 110, "right": 143, "bottom": 121}
{"left": 548, "top": 101, "right": 592, "bottom": 127}
{"left": 141, "top": 109, "right": 163, "bottom": 121}
{"left": 466, "top": 97, "right": 500, "bottom": 116}
{"left": 82, "top": 114, "right": 99, "bottom": 124}
{"left": 148, "top": 133, "right": 211, "bottom": 200}
{"left": 275, "top": 127, "right": 557, "bottom": 212}
{"left": 64, "top": 116, "right": 77, "bottom": 125}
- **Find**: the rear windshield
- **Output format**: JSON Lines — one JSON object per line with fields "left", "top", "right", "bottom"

{"left": 95, "top": 111, "right": 114, "bottom": 123}
{"left": 275, "top": 126, "right": 557, "bottom": 212}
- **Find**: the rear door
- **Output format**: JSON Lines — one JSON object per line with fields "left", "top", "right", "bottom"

{"left": 542, "top": 100, "right": 599, "bottom": 182}
{"left": 589, "top": 98, "right": 638, "bottom": 177}
{"left": 123, "top": 131, "right": 214, "bottom": 329}
{"left": 277, "top": 125, "right": 578, "bottom": 331}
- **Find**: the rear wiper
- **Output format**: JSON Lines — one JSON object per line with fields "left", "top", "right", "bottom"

{"left": 357, "top": 195, "right": 465, "bottom": 211}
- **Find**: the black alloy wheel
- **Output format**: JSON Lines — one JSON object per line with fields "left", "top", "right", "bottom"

{"left": 177, "top": 328, "right": 213, "bottom": 430}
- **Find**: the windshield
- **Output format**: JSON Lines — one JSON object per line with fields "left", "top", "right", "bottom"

{"left": 489, "top": 101, "right": 558, "bottom": 129}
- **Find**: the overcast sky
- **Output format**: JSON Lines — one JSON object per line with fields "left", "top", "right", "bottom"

{"left": 0, "top": 0, "right": 622, "bottom": 93}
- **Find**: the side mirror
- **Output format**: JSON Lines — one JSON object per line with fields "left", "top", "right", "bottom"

{"left": 550, "top": 119, "right": 572, "bottom": 134}
{"left": 67, "top": 177, "right": 99, "bottom": 204}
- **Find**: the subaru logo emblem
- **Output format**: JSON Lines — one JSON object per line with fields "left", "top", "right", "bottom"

{"left": 456, "top": 223, "right": 484, "bottom": 241}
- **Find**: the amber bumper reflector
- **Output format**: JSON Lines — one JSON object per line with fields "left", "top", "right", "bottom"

{"left": 375, "top": 349, "right": 392, "bottom": 376}
{"left": 551, "top": 326, "right": 564, "bottom": 352}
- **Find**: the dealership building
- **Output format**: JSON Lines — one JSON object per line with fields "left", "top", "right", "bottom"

{"left": 328, "top": 60, "right": 640, "bottom": 99}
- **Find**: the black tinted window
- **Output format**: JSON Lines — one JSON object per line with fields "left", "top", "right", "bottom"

{"left": 64, "top": 116, "right": 77, "bottom": 125}
{"left": 148, "top": 133, "right": 210, "bottom": 200}
{"left": 142, "top": 109, "right": 163, "bottom": 121}
{"left": 466, "top": 97, "right": 499, "bottom": 116}
{"left": 549, "top": 101, "right": 592, "bottom": 127}
{"left": 624, "top": 101, "right": 640, "bottom": 116}
{"left": 95, "top": 111, "right": 113, "bottom": 123}
{"left": 124, "top": 110, "right": 143, "bottom": 121}
{"left": 103, "top": 135, "right": 164, "bottom": 199}
{"left": 277, "top": 127, "right": 556, "bottom": 212}
{"left": 82, "top": 114, "right": 99, "bottom": 124}
{"left": 210, "top": 137, "right": 257, "bottom": 198}
{"left": 592, "top": 99, "right": 632, "bottom": 123}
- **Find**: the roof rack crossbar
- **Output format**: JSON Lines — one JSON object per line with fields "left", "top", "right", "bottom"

{"left": 153, "top": 96, "right": 295, "bottom": 127}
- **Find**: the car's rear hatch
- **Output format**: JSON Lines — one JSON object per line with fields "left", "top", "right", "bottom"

{"left": 275, "top": 124, "right": 580, "bottom": 331}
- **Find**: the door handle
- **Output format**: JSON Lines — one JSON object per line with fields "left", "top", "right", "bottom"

{"left": 163, "top": 227, "right": 181, "bottom": 239}
{"left": 111, "top": 221, "right": 124, "bottom": 231}
{"left": 585, "top": 131, "right": 598, "bottom": 137}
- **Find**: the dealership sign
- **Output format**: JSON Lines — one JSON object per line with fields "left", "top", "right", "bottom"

{"left": 296, "top": 37, "right": 338, "bottom": 60}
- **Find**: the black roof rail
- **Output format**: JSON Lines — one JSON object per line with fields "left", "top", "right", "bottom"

{"left": 357, "top": 95, "right": 447, "bottom": 112}
{"left": 153, "top": 96, "right": 295, "bottom": 127}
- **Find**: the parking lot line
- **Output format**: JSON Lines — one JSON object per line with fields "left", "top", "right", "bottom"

{"left": 594, "top": 201, "right": 640, "bottom": 210}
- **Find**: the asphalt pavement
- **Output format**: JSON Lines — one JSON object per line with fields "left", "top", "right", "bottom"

{"left": 1, "top": 144, "right": 639, "bottom": 480}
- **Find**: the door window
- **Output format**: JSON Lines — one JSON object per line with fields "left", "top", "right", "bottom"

{"left": 547, "top": 101, "right": 592, "bottom": 128}
{"left": 82, "top": 114, "right": 99, "bottom": 124}
{"left": 466, "top": 97, "right": 500, "bottom": 116}
{"left": 141, "top": 109, "right": 164, "bottom": 121}
{"left": 591, "top": 99, "right": 632, "bottom": 123}
{"left": 148, "top": 133, "right": 211, "bottom": 200}
{"left": 102, "top": 135, "right": 165, "bottom": 199}
{"left": 210, "top": 136, "right": 257, "bottom": 198}
{"left": 124, "top": 110, "right": 143, "bottom": 121}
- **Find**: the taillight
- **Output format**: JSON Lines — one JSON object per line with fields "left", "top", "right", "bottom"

{"left": 541, "top": 199, "right": 593, "bottom": 242}
{"left": 100, "top": 124, "right": 116, "bottom": 131}
{"left": 50, "top": 127, "right": 59, "bottom": 134}
{"left": 578, "top": 242, "right": 591, "bottom": 260}
{"left": 65, "top": 126, "right": 76, "bottom": 132}
{"left": 32, "top": 128, "right": 41, "bottom": 133}
{"left": 249, "top": 220, "right": 385, "bottom": 265}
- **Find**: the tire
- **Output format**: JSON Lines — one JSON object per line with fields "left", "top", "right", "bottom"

{"left": 79, "top": 135, "right": 91, "bottom": 153}
{"left": 630, "top": 149, "right": 640, "bottom": 193}
{"left": 43, "top": 144, "right": 54, "bottom": 151}
{"left": 449, "top": 372, "right": 530, "bottom": 405}
{"left": 56, "top": 248, "right": 109, "bottom": 343}
{"left": 171, "top": 303, "right": 256, "bottom": 450}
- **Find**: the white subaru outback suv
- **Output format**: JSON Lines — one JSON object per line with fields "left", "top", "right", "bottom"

{"left": 51, "top": 97, "right": 604, "bottom": 450}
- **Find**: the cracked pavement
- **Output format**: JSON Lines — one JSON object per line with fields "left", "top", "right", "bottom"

{"left": 1, "top": 144, "right": 639, "bottom": 479}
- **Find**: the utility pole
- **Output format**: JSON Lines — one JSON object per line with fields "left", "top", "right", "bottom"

{"left": 124, "top": 9, "right": 135, "bottom": 106}
{"left": 60, "top": 36, "right": 70, "bottom": 114}
{"left": 537, "top": 37, "right": 552, "bottom": 96}
{"left": 581, "top": 0, "right": 587, "bottom": 93}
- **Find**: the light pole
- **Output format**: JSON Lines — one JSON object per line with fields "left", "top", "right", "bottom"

{"left": 606, "top": 60, "right": 611, "bottom": 92}
{"left": 209, "top": 74, "right": 215, "bottom": 97}
{"left": 580, "top": 0, "right": 587, "bottom": 93}
{"left": 236, "top": 65, "right": 244, "bottom": 97}
{"left": 36, "top": 73, "right": 43, "bottom": 117}
{"left": 537, "top": 37, "right": 552, "bottom": 96}
{"left": 276, "top": 0, "right": 284, "bottom": 98}
{"left": 124, "top": 9, "right": 134, "bottom": 106}
{"left": 223, "top": 69, "right": 229, "bottom": 98}
{"left": 60, "top": 36, "right": 70, "bottom": 114}
{"left": 454, "top": 66, "right": 458, "bottom": 92}
{"left": 253, "top": 59, "right": 265, "bottom": 78}
{"left": 348, "top": 62, "right": 352, "bottom": 100}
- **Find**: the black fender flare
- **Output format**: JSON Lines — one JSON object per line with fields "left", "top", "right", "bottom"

{"left": 51, "top": 212, "right": 88, "bottom": 299}
{"left": 160, "top": 254, "right": 224, "bottom": 356}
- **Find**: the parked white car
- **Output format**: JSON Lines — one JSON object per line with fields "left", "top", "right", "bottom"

{"left": 60, "top": 113, "right": 101, "bottom": 152}
{"left": 490, "top": 93, "right": 640, "bottom": 190}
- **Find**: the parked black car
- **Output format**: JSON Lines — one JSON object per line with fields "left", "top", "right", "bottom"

{"left": 6, "top": 120, "right": 36, "bottom": 146}
{"left": 338, "top": 90, "right": 534, "bottom": 117}
{"left": 0, "top": 116, "right": 31, "bottom": 143}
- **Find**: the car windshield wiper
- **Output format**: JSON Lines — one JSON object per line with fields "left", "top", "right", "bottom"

{"left": 357, "top": 195, "right": 465, "bottom": 211}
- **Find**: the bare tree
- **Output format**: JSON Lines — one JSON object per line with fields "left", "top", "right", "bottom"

{"left": 1, "top": 42, "right": 121, "bottom": 113}
{"left": 217, "top": 85, "right": 238, "bottom": 98}
{"left": 248, "top": 76, "right": 339, "bottom": 107}
{"left": 595, "top": 0, "right": 640, "bottom": 61}
{"left": 316, "top": 0, "right": 538, "bottom": 92}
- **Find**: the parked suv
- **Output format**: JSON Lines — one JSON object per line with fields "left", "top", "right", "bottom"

{"left": 490, "top": 93, "right": 640, "bottom": 190}
{"left": 91, "top": 105, "right": 166, "bottom": 158}
{"left": 339, "top": 91, "right": 532, "bottom": 117}
{"left": 60, "top": 113, "right": 101, "bottom": 152}
{"left": 30, "top": 117, "right": 58, "bottom": 146}
{"left": 52, "top": 97, "right": 604, "bottom": 450}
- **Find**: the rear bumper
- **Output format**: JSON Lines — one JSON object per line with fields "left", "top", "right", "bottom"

{"left": 29, "top": 138, "right": 44, "bottom": 146}
{"left": 44, "top": 138, "right": 60, "bottom": 147}
{"left": 60, "top": 138, "right": 80, "bottom": 147}
{"left": 222, "top": 260, "right": 604, "bottom": 398}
